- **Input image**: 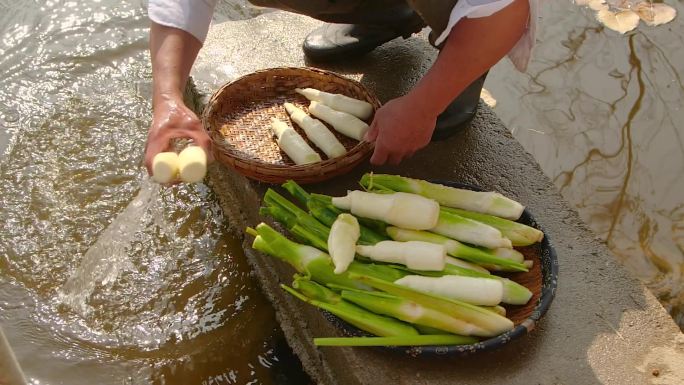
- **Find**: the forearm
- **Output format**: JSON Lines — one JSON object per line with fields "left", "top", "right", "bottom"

{"left": 150, "top": 22, "right": 203, "bottom": 106}
{"left": 410, "top": 0, "right": 529, "bottom": 117}
{"left": 144, "top": 22, "right": 212, "bottom": 174}
{"left": 144, "top": 0, "right": 217, "bottom": 174}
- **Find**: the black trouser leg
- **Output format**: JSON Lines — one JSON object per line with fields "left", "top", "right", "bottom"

{"left": 431, "top": 71, "right": 488, "bottom": 141}
{"left": 249, "top": 0, "right": 425, "bottom": 62}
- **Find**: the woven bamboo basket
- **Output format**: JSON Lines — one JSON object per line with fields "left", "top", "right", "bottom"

{"left": 202, "top": 67, "right": 381, "bottom": 184}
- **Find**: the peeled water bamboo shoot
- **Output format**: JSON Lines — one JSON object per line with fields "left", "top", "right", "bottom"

{"left": 328, "top": 214, "right": 360, "bottom": 274}
{"left": 177, "top": 146, "right": 207, "bottom": 183}
{"left": 356, "top": 240, "right": 446, "bottom": 271}
{"left": 283, "top": 103, "right": 347, "bottom": 158}
{"left": 386, "top": 226, "right": 528, "bottom": 272}
{"left": 270, "top": 117, "right": 321, "bottom": 165}
{"left": 250, "top": 223, "right": 401, "bottom": 290}
{"left": 152, "top": 152, "right": 179, "bottom": 184}
{"left": 361, "top": 174, "right": 524, "bottom": 220}
{"left": 308, "top": 101, "right": 369, "bottom": 141}
{"left": 295, "top": 88, "right": 373, "bottom": 120}
{"left": 332, "top": 190, "right": 439, "bottom": 230}
{"left": 395, "top": 275, "right": 503, "bottom": 306}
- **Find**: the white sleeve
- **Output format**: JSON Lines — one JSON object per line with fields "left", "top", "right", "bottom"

{"left": 508, "top": 0, "right": 538, "bottom": 72}
{"left": 433, "top": 0, "right": 515, "bottom": 46}
{"left": 148, "top": 0, "right": 218, "bottom": 43}
{"left": 434, "top": 0, "right": 538, "bottom": 72}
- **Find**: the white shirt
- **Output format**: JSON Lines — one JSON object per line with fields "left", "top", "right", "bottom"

{"left": 148, "top": 0, "right": 537, "bottom": 71}
{"left": 149, "top": 0, "right": 218, "bottom": 43}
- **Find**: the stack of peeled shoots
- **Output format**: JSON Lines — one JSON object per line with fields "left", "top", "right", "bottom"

{"left": 151, "top": 146, "right": 207, "bottom": 184}
{"left": 269, "top": 88, "right": 374, "bottom": 165}
{"left": 247, "top": 174, "right": 545, "bottom": 347}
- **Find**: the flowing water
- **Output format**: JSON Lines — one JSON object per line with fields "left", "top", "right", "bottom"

{"left": 486, "top": 0, "right": 684, "bottom": 327}
{"left": 0, "top": 1, "right": 310, "bottom": 384}
{"left": 0, "top": 1, "right": 682, "bottom": 384}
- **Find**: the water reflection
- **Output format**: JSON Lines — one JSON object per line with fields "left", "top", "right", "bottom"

{"left": 487, "top": 0, "right": 683, "bottom": 326}
{"left": 577, "top": 0, "right": 678, "bottom": 34}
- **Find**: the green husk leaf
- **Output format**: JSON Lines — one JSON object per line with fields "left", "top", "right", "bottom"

{"left": 347, "top": 273, "right": 514, "bottom": 337}
{"left": 442, "top": 207, "right": 543, "bottom": 246}
{"left": 283, "top": 280, "right": 418, "bottom": 337}
{"left": 314, "top": 335, "right": 477, "bottom": 346}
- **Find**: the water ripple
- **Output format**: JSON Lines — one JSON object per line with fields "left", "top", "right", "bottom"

{"left": 0, "top": 1, "right": 303, "bottom": 384}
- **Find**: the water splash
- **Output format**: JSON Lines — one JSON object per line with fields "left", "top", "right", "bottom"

{"left": 0, "top": 1, "right": 306, "bottom": 384}
{"left": 57, "top": 179, "right": 158, "bottom": 316}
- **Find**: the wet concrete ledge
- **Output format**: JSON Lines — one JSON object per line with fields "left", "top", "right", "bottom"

{"left": 191, "top": 12, "right": 684, "bottom": 385}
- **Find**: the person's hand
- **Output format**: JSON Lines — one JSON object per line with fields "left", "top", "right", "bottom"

{"left": 144, "top": 96, "right": 213, "bottom": 176}
{"left": 365, "top": 94, "right": 437, "bottom": 165}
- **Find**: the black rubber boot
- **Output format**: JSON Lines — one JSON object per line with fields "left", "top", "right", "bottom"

{"left": 302, "top": 9, "right": 425, "bottom": 62}
{"left": 431, "top": 72, "right": 488, "bottom": 142}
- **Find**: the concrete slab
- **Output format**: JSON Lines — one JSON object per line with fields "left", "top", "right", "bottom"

{"left": 190, "top": 11, "right": 684, "bottom": 385}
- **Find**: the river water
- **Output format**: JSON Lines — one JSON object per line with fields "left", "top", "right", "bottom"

{"left": 0, "top": 1, "right": 309, "bottom": 384}
{"left": 486, "top": 0, "right": 683, "bottom": 327}
{"left": 0, "top": 0, "right": 681, "bottom": 384}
